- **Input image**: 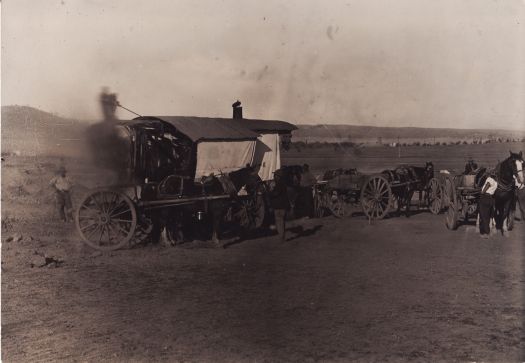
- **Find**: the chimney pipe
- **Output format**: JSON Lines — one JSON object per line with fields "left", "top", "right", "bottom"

{"left": 232, "top": 100, "right": 242, "bottom": 119}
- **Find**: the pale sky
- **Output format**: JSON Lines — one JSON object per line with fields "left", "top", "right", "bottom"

{"left": 2, "top": 0, "right": 524, "bottom": 129}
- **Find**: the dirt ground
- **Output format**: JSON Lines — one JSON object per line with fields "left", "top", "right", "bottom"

{"left": 2, "top": 151, "right": 525, "bottom": 362}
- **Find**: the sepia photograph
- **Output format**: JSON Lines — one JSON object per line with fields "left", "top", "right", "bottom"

{"left": 1, "top": 0, "right": 525, "bottom": 361}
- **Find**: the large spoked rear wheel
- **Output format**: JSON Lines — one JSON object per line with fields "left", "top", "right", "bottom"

{"left": 75, "top": 189, "right": 137, "bottom": 251}
{"left": 361, "top": 175, "right": 392, "bottom": 220}
{"left": 428, "top": 178, "right": 442, "bottom": 214}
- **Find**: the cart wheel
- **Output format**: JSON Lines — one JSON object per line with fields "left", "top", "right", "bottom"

{"left": 328, "top": 192, "right": 345, "bottom": 218}
{"left": 360, "top": 175, "right": 392, "bottom": 220}
{"left": 445, "top": 188, "right": 459, "bottom": 230}
{"left": 242, "top": 194, "right": 266, "bottom": 229}
{"left": 428, "top": 178, "right": 442, "bottom": 214}
{"left": 314, "top": 191, "right": 326, "bottom": 218}
{"left": 75, "top": 189, "right": 137, "bottom": 251}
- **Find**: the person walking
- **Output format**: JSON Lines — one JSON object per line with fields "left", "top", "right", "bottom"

{"left": 50, "top": 166, "right": 73, "bottom": 222}
{"left": 478, "top": 171, "right": 498, "bottom": 238}
{"left": 270, "top": 170, "right": 290, "bottom": 242}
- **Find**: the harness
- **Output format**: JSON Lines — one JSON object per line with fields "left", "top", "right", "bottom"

{"left": 494, "top": 161, "right": 516, "bottom": 193}
{"left": 496, "top": 179, "right": 514, "bottom": 193}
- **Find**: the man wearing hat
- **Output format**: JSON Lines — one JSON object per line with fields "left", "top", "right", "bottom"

{"left": 50, "top": 166, "right": 73, "bottom": 222}
{"left": 464, "top": 158, "right": 478, "bottom": 175}
{"left": 269, "top": 169, "right": 290, "bottom": 242}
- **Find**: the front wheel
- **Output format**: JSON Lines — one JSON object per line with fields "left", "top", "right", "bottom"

{"left": 75, "top": 189, "right": 137, "bottom": 251}
{"left": 242, "top": 194, "right": 266, "bottom": 229}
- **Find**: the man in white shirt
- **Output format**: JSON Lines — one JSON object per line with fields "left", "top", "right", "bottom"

{"left": 515, "top": 160, "right": 525, "bottom": 224}
{"left": 478, "top": 172, "right": 498, "bottom": 238}
{"left": 50, "top": 166, "right": 73, "bottom": 222}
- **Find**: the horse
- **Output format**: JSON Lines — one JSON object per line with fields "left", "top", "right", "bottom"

{"left": 408, "top": 162, "right": 434, "bottom": 209}
{"left": 377, "top": 162, "right": 433, "bottom": 217}
{"left": 157, "top": 166, "right": 265, "bottom": 245}
{"left": 493, "top": 151, "right": 524, "bottom": 236}
{"left": 379, "top": 165, "right": 415, "bottom": 217}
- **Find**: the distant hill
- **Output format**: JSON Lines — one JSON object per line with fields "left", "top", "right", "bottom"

{"left": 2, "top": 105, "right": 524, "bottom": 156}
{"left": 1, "top": 105, "right": 91, "bottom": 156}
{"left": 292, "top": 124, "right": 525, "bottom": 145}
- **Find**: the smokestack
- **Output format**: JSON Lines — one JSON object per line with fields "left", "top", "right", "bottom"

{"left": 232, "top": 100, "right": 242, "bottom": 119}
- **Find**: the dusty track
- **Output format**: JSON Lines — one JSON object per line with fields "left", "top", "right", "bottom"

{"left": 2, "top": 212, "right": 524, "bottom": 362}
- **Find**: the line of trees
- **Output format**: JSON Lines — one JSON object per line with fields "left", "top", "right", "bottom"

{"left": 288, "top": 137, "right": 525, "bottom": 152}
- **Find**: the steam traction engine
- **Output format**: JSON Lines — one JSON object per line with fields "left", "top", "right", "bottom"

{"left": 76, "top": 115, "right": 296, "bottom": 250}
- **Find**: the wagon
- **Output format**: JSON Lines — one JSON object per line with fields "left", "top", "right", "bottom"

{"left": 313, "top": 169, "right": 365, "bottom": 218}
{"left": 316, "top": 164, "right": 441, "bottom": 220}
{"left": 76, "top": 113, "right": 296, "bottom": 250}
{"left": 360, "top": 164, "right": 442, "bottom": 220}
{"left": 439, "top": 173, "right": 481, "bottom": 230}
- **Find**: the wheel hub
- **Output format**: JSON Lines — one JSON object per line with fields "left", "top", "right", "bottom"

{"left": 99, "top": 214, "right": 111, "bottom": 225}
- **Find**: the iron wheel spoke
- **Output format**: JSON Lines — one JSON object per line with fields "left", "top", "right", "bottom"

{"left": 80, "top": 221, "right": 98, "bottom": 231}
{"left": 110, "top": 208, "right": 133, "bottom": 218}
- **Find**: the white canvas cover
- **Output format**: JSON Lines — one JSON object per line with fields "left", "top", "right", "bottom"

{"left": 195, "top": 140, "right": 256, "bottom": 179}
{"left": 253, "top": 133, "right": 281, "bottom": 181}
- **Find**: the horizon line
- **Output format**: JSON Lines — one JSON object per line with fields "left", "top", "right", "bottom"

{"left": 2, "top": 104, "right": 524, "bottom": 133}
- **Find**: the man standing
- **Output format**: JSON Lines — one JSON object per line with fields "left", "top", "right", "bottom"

{"left": 299, "top": 164, "right": 316, "bottom": 218}
{"left": 99, "top": 87, "right": 118, "bottom": 121}
{"left": 245, "top": 164, "right": 262, "bottom": 196}
{"left": 515, "top": 159, "right": 525, "bottom": 225}
{"left": 270, "top": 170, "right": 290, "bottom": 242}
{"left": 478, "top": 172, "right": 498, "bottom": 238}
{"left": 50, "top": 166, "right": 73, "bottom": 222}
{"left": 464, "top": 158, "right": 478, "bottom": 175}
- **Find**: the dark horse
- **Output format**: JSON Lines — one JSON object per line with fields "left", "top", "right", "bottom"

{"left": 493, "top": 151, "right": 524, "bottom": 236}
{"left": 380, "top": 162, "right": 434, "bottom": 217}
{"left": 408, "top": 162, "right": 435, "bottom": 209}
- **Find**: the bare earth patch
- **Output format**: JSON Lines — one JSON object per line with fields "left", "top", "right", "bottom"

{"left": 2, "top": 212, "right": 524, "bottom": 362}
{"left": 2, "top": 150, "right": 525, "bottom": 362}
